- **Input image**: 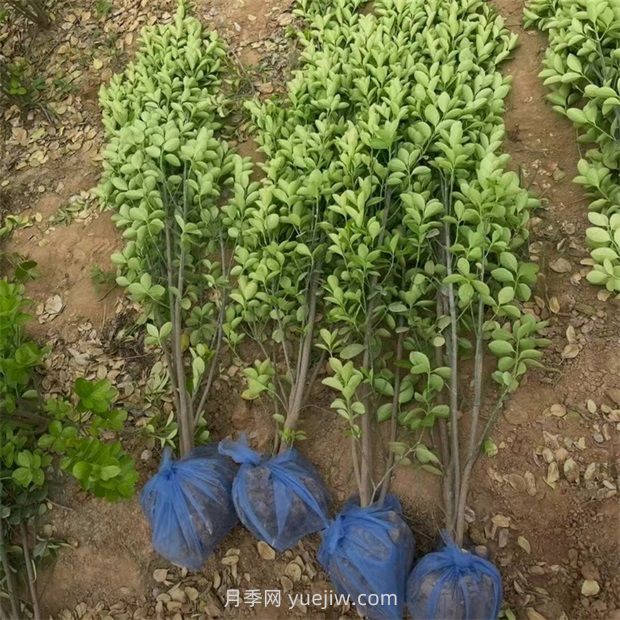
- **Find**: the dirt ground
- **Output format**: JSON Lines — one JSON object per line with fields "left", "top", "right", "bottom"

{"left": 1, "top": 0, "right": 618, "bottom": 618}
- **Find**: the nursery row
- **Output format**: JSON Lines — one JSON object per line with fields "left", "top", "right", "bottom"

{"left": 95, "top": 0, "right": 553, "bottom": 617}
{"left": 525, "top": 0, "right": 620, "bottom": 293}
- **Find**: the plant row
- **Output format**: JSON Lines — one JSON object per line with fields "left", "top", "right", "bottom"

{"left": 525, "top": 0, "right": 620, "bottom": 293}
{"left": 95, "top": 0, "right": 551, "bottom": 618}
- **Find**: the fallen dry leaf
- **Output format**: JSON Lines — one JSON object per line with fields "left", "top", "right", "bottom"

{"left": 518, "top": 535, "right": 532, "bottom": 554}
{"left": 549, "top": 257, "right": 572, "bottom": 273}
{"left": 561, "top": 343, "right": 580, "bottom": 359}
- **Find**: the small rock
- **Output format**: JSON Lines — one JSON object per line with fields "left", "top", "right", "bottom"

{"left": 491, "top": 514, "right": 511, "bottom": 528}
{"left": 498, "top": 528, "right": 509, "bottom": 548}
{"left": 563, "top": 458, "right": 579, "bottom": 483}
{"left": 586, "top": 399, "right": 597, "bottom": 413}
{"left": 524, "top": 471, "right": 537, "bottom": 496}
{"left": 474, "top": 545, "right": 488, "bottom": 557}
{"left": 549, "top": 403, "right": 567, "bottom": 417}
{"left": 168, "top": 586, "right": 186, "bottom": 603}
{"left": 545, "top": 462, "right": 559, "bottom": 487}
{"left": 285, "top": 561, "right": 303, "bottom": 582}
{"left": 526, "top": 609, "right": 548, "bottom": 620}
{"left": 257, "top": 541, "right": 276, "bottom": 561}
{"left": 581, "top": 562, "right": 600, "bottom": 581}
{"left": 584, "top": 463, "right": 596, "bottom": 480}
{"left": 205, "top": 592, "right": 223, "bottom": 617}
{"left": 581, "top": 579, "right": 600, "bottom": 597}
{"left": 506, "top": 473, "right": 526, "bottom": 492}
{"left": 153, "top": 569, "right": 168, "bottom": 583}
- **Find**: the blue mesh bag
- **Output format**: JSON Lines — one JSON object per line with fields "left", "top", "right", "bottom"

{"left": 218, "top": 439, "right": 330, "bottom": 551}
{"left": 318, "top": 495, "right": 415, "bottom": 620}
{"left": 140, "top": 444, "right": 238, "bottom": 570}
{"left": 406, "top": 533, "right": 502, "bottom": 620}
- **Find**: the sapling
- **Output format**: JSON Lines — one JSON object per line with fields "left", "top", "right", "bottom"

{"left": 279, "top": 0, "right": 551, "bottom": 615}
{"left": 99, "top": 2, "right": 257, "bottom": 569}
{"left": 100, "top": 2, "right": 257, "bottom": 456}
{"left": 233, "top": 90, "right": 344, "bottom": 452}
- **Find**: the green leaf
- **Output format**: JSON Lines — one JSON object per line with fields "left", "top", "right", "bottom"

{"left": 489, "top": 340, "right": 514, "bottom": 356}
{"left": 340, "top": 343, "right": 365, "bottom": 360}
{"left": 74, "top": 378, "right": 118, "bottom": 413}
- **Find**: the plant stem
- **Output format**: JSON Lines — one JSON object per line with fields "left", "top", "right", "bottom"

{"left": 8, "top": 0, "right": 51, "bottom": 27}
{"left": 443, "top": 219, "right": 461, "bottom": 536}
{"left": 455, "top": 295, "right": 485, "bottom": 545}
{"left": 357, "top": 188, "right": 393, "bottom": 506}
{"left": 350, "top": 435, "right": 362, "bottom": 500}
{"left": 377, "top": 324, "right": 404, "bottom": 504}
{"left": 280, "top": 269, "right": 320, "bottom": 451}
{"left": 193, "top": 290, "right": 227, "bottom": 426}
{"left": 435, "top": 293, "right": 453, "bottom": 527}
{"left": 0, "top": 517, "right": 20, "bottom": 619}
{"left": 20, "top": 524, "right": 40, "bottom": 620}
{"left": 174, "top": 252, "right": 193, "bottom": 456}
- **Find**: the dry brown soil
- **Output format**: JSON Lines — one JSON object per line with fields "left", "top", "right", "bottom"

{"left": 0, "top": 0, "right": 618, "bottom": 618}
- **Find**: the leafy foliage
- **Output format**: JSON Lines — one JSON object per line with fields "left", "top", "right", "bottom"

{"left": 0, "top": 271, "right": 136, "bottom": 612}
{"left": 99, "top": 2, "right": 258, "bottom": 454}
{"left": 241, "top": 0, "right": 548, "bottom": 519}
{"left": 0, "top": 279, "right": 137, "bottom": 507}
{"left": 525, "top": 0, "right": 620, "bottom": 293}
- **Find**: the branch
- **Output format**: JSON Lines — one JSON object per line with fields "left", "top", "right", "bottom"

{"left": 193, "top": 290, "right": 227, "bottom": 426}
{"left": 280, "top": 268, "right": 320, "bottom": 451}
{"left": 0, "top": 517, "right": 20, "bottom": 619}
{"left": 377, "top": 322, "right": 404, "bottom": 504}
{"left": 20, "top": 523, "right": 41, "bottom": 620}
{"left": 455, "top": 294, "right": 484, "bottom": 545}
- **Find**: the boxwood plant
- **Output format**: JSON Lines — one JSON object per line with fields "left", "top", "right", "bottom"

{"left": 99, "top": 3, "right": 258, "bottom": 455}
{"left": 245, "top": 0, "right": 550, "bottom": 543}
{"left": 525, "top": 0, "right": 620, "bottom": 294}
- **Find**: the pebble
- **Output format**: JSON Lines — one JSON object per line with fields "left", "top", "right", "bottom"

{"left": 549, "top": 403, "right": 567, "bottom": 417}
{"left": 153, "top": 569, "right": 168, "bottom": 583}
{"left": 581, "top": 562, "right": 600, "bottom": 581}
{"left": 285, "top": 561, "right": 303, "bottom": 582}
{"left": 506, "top": 473, "right": 526, "bottom": 492}
{"left": 581, "top": 579, "right": 600, "bottom": 597}
{"left": 563, "top": 458, "right": 580, "bottom": 483}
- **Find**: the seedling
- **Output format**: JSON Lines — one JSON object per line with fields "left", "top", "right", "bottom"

{"left": 100, "top": 2, "right": 257, "bottom": 455}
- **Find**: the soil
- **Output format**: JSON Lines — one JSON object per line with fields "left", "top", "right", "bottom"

{"left": 0, "top": 0, "right": 618, "bottom": 619}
